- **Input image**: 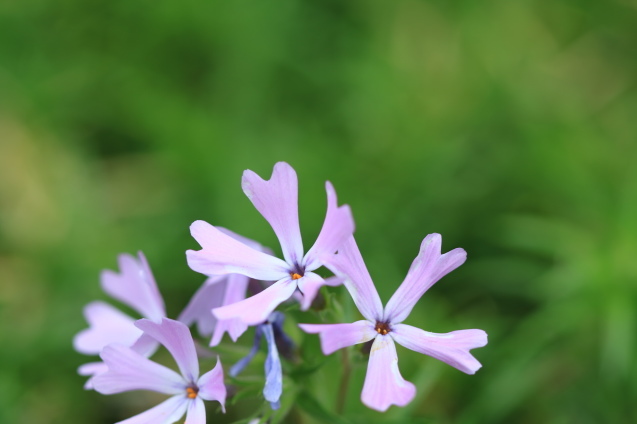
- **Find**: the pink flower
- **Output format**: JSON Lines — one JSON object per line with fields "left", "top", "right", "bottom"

{"left": 93, "top": 318, "right": 226, "bottom": 424}
{"left": 186, "top": 162, "right": 354, "bottom": 325}
{"left": 299, "top": 235, "right": 487, "bottom": 412}
{"left": 74, "top": 252, "right": 166, "bottom": 388}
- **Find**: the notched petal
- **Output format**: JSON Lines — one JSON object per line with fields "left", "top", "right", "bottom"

{"left": 391, "top": 324, "right": 487, "bottom": 374}
{"left": 384, "top": 234, "right": 466, "bottom": 323}
{"left": 187, "top": 221, "right": 289, "bottom": 281}
{"left": 361, "top": 336, "right": 416, "bottom": 411}
{"left": 303, "top": 181, "right": 355, "bottom": 271}
{"left": 241, "top": 162, "right": 304, "bottom": 265}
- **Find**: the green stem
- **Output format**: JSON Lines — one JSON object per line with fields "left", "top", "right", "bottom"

{"left": 336, "top": 347, "right": 351, "bottom": 415}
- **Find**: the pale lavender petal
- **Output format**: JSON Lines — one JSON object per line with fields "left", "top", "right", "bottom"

{"left": 73, "top": 301, "right": 141, "bottom": 355}
{"left": 391, "top": 324, "right": 487, "bottom": 374}
{"left": 101, "top": 252, "right": 165, "bottom": 322}
{"left": 135, "top": 318, "right": 199, "bottom": 383}
{"left": 80, "top": 334, "right": 160, "bottom": 390}
{"left": 187, "top": 220, "right": 289, "bottom": 280}
{"left": 241, "top": 162, "right": 304, "bottom": 266}
{"left": 116, "top": 395, "right": 188, "bottom": 424}
{"left": 210, "top": 316, "right": 249, "bottom": 347}
{"left": 197, "top": 357, "right": 226, "bottom": 412}
{"left": 213, "top": 278, "right": 297, "bottom": 326}
{"left": 384, "top": 234, "right": 466, "bottom": 324}
{"left": 130, "top": 333, "right": 160, "bottom": 357}
{"left": 184, "top": 398, "right": 206, "bottom": 424}
{"left": 261, "top": 323, "right": 282, "bottom": 404}
{"left": 296, "top": 272, "right": 342, "bottom": 311}
{"left": 303, "top": 181, "right": 355, "bottom": 271}
{"left": 93, "top": 344, "right": 185, "bottom": 395}
{"left": 209, "top": 274, "right": 251, "bottom": 346}
{"left": 299, "top": 320, "right": 377, "bottom": 355}
{"left": 217, "top": 226, "right": 266, "bottom": 252}
{"left": 321, "top": 236, "right": 383, "bottom": 322}
{"left": 78, "top": 362, "right": 108, "bottom": 390}
{"left": 361, "top": 336, "right": 415, "bottom": 412}
{"left": 178, "top": 276, "right": 226, "bottom": 337}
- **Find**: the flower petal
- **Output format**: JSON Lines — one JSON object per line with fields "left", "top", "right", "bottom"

{"left": 135, "top": 318, "right": 200, "bottom": 383}
{"left": 296, "top": 272, "right": 342, "bottom": 311}
{"left": 93, "top": 344, "right": 185, "bottom": 395}
{"left": 242, "top": 162, "right": 304, "bottom": 266}
{"left": 261, "top": 323, "right": 282, "bottom": 405}
{"left": 321, "top": 236, "right": 383, "bottom": 322}
{"left": 187, "top": 220, "right": 289, "bottom": 280}
{"left": 184, "top": 398, "right": 206, "bottom": 424}
{"left": 178, "top": 276, "right": 226, "bottom": 337}
{"left": 209, "top": 274, "right": 251, "bottom": 346}
{"left": 101, "top": 252, "right": 166, "bottom": 322}
{"left": 217, "top": 226, "right": 267, "bottom": 251}
{"left": 78, "top": 362, "right": 108, "bottom": 390}
{"left": 213, "top": 278, "right": 297, "bottom": 326}
{"left": 391, "top": 324, "right": 487, "bottom": 374}
{"left": 303, "top": 181, "right": 355, "bottom": 271}
{"left": 298, "top": 320, "right": 377, "bottom": 355}
{"left": 115, "top": 395, "right": 189, "bottom": 424}
{"left": 79, "top": 335, "right": 159, "bottom": 390}
{"left": 130, "top": 333, "right": 160, "bottom": 357}
{"left": 361, "top": 336, "right": 415, "bottom": 412}
{"left": 384, "top": 234, "right": 466, "bottom": 323}
{"left": 197, "top": 357, "right": 227, "bottom": 412}
{"left": 210, "top": 316, "right": 249, "bottom": 347}
{"left": 73, "top": 301, "right": 141, "bottom": 355}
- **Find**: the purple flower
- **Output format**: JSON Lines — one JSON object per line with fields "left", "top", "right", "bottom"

{"left": 74, "top": 252, "right": 166, "bottom": 387}
{"left": 299, "top": 235, "right": 487, "bottom": 412}
{"left": 186, "top": 162, "right": 354, "bottom": 325}
{"left": 93, "top": 318, "right": 226, "bottom": 424}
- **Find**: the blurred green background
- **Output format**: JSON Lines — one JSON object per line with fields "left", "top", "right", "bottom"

{"left": 1, "top": 0, "right": 637, "bottom": 423}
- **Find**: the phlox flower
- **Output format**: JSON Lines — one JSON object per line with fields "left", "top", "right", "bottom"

{"left": 93, "top": 318, "right": 226, "bottom": 424}
{"left": 186, "top": 162, "right": 354, "bottom": 326}
{"left": 300, "top": 235, "right": 487, "bottom": 411}
{"left": 74, "top": 252, "right": 166, "bottom": 387}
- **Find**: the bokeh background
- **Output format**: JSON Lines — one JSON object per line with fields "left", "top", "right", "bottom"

{"left": 1, "top": 1, "right": 637, "bottom": 423}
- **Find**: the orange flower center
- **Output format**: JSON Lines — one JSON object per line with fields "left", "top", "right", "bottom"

{"left": 186, "top": 386, "right": 198, "bottom": 399}
{"left": 290, "top": 273, "right": 303, "bottom": 280}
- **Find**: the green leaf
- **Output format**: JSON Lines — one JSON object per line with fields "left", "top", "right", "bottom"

{"left": 296, "top": 390, "right": 351, "bottom": 424}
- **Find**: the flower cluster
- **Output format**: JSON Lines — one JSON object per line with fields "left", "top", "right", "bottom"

{"left": 75, "top": 162, "right": 487, "bottom": 423}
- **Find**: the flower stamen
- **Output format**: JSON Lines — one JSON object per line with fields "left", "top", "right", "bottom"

{"left": 186, "top": 386, "right": 199, "bottom": 399}
{"left": 291, "top": 273, "right": 303, "bottom": 280}
{"left": 375, "top": 322, "right": 391, "bottom": 335}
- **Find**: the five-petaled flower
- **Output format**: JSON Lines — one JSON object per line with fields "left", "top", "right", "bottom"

{"left": 299, "top": 235, "right": 488, "bottom": 411}
{"left": 74, "top": 252, "right": 166, "bottom": 388}
{"left": 186, "top": 162, "right": 354, "bottom": 325}
{"left": 93, "top": 318, "right": 226, "bottom": 424}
